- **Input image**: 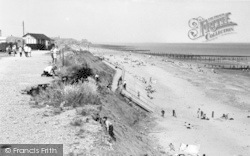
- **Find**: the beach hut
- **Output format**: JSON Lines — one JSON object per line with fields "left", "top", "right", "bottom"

{"left": 23, "top": 33, "right": 52, "bottom": 50}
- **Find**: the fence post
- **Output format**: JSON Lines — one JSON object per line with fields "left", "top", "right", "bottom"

{"left": 62, "top": 48, "right": 64, "bottom": 66}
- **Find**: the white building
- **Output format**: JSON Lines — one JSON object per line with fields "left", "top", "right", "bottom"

{"left": 23, "top": 33, "right": 51, "bottom": 50}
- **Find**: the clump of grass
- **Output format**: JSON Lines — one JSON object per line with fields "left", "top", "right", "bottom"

{"left": 35, "top": 77, "right": 101, "bottom": 108}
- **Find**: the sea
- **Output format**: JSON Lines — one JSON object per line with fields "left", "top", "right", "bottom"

{"left": 93, "top": 43, "right": 250, "bottom": 56}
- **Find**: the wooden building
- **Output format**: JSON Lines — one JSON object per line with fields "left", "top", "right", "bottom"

{"left": 23, "top": 33, "right": 51, "bottom": 50}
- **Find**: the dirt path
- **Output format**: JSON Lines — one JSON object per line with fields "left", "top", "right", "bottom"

{"left": 0, "top": 51, "right": 81, "bottom": 153}
{"left": 102, "top": 60, "right": 123, "bottom": 92}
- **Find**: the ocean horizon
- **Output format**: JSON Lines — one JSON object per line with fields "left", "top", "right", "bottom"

{"left": 93, "top": 43, "right": 250, "bottom": 56}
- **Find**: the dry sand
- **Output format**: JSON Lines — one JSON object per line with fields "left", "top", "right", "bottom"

{"left": 91, "top": 47, "right": 250, "bottom": 156}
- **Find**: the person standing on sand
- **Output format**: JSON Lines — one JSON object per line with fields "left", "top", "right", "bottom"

{"left": 51, "top": 45, "right": 58, "bottom": 64}
{"left": 173, "top": 110, "right": 176, "bottom": 117}
{"left": 197, "top": 108, "right": 201, "bottom": 118}
{"left": 28, "top": 46, "right": 32, "bottom": 57}
{"left": 123, "top": 80, "right": 127, "bottom": 90}
{"left": 12, "top": 45, "right": 16, "bottom": 57}
{"left": 18, "top": 46, "right": 23, "bottom": 57}
{"left": 6, "top": 46, "right": 11, "bottom": 56}
{"left": 161, "top": 110, "right": 165, "bottom": 117}
{"left": 50, "top": 45, "right": 55, "bottom": 63}
{"left": 103, "top": 117, "right": 116, "bottom": 141}
{"left": 24, "top": 44, "right": 29, "bottom": 57}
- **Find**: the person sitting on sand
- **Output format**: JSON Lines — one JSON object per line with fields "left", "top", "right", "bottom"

{"left": 201, "top": 113, "right": 209, "bottom": 120}
{"left": 169, "top": 143, "right": 175, "bottom": 151}
{"left": 41, "top": 65, "right": 57, "bottom": 77}
{"left": 95, "top": 74, "right": 99, "bottom": 82}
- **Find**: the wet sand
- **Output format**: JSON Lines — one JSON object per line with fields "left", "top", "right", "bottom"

{"left": 91, "top": 47, "right": 250, "bottom": 156}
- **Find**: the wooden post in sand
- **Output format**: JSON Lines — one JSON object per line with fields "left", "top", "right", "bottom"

{"left": 212, "top": 111, "right": 214, "bottom": 118}
{"left": 62, "top": 48, "right": 65, "bottom": 66}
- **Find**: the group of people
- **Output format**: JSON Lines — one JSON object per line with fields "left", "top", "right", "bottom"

{"left": 41, "top": 44, "right": 59, "bottom": 78}
{"left": 6, "top": 44, "right": 32, "bottom": 57}
{"left": 197, "top": 108, "right": 209, "bottom": 120}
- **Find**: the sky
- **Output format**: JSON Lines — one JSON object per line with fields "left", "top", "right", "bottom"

{"left": 0, "top": 0, "right": 250, "bottom": 43}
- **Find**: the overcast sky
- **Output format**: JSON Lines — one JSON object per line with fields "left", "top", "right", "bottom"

{"left": 0, "top": 0, "right": 250, "bottom": 43}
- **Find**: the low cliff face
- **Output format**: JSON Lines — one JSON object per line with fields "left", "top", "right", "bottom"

{"left": 31, "top": 48, "right": 161, "bottom": 156}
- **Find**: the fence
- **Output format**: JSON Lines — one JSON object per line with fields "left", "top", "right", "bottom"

{"left": 138, "top": 51, "right": 250, "bottom": 70}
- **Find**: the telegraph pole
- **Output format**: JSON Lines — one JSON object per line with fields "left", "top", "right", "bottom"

{"left": 22, "top": 21, "right": 25, "bottom": 36}
{"left": 22, "top": 21, "right": 25, "bottom": 46}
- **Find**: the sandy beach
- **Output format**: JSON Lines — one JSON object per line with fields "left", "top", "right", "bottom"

{"left": 90, "top": 47, "right": 250, "bottom": 156}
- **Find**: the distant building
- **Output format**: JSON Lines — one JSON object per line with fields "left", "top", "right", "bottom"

{"left": 6, "top": 36, "right": 23, "bottom": 47}
{"left": 0, "top": 37, "right": 6, "bottom": 43}
{"left": 23, "top": 33, "right": 52, "bottom": 50}
{"left": 0, "top": 36, "right": 22, "bottom": 52}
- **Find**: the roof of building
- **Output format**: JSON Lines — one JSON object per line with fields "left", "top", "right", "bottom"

{"left": 23, "top": 33, "right": 51, "bottom": 40}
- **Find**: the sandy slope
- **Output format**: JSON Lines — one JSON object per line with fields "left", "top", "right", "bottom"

{"left": 91, "top": 47, "right": 250, "bottom": 156}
